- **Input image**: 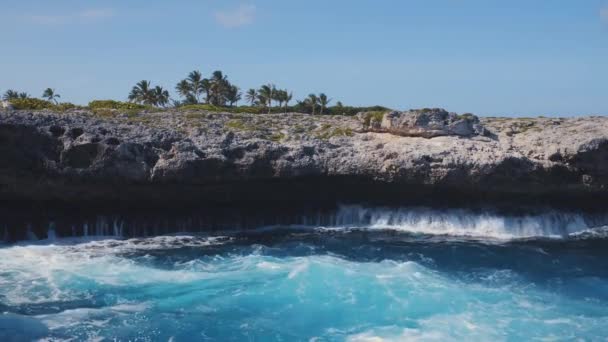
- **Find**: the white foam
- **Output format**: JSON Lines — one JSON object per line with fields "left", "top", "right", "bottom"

{"left": 325, "top": 205, "right": 603, "bottom": 239}
{"left": 0, "top": 235, "right": 231, "bottom": 305}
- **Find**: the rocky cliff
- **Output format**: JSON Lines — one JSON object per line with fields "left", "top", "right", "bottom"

{"left": 1, "top": 108, "right": 607, "bottom": 209}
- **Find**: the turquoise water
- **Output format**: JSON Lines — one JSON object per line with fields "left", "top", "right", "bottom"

{"left": 1, "top": 216, "right": 608, "bottom": 340}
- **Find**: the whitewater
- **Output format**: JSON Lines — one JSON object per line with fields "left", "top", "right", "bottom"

{"left": 1, "top": 206, "right": 608, "bottom": 340}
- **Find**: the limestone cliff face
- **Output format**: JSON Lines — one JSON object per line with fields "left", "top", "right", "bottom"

{"left": 1, "top": 108, "right": 607, "bottom": 206}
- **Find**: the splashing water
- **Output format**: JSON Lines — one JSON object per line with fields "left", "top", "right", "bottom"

{"left": 1, "top": 226, "right": 608, "bottom": 341}
{"left": 5, "top": 206, "right": 608, "bottom": 242}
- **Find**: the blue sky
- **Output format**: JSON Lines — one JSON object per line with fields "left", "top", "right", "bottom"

{"left": 1, "top": 0, "right": 607, "bottom": 116}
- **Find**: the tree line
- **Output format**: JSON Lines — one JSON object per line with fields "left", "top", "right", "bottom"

{"left": 3, "top": 70, "right": 389, "bottom": 115}
{"left": 127, "top": 69, "right": 336, "bottom": 114}
{"left": 3, "top": 88, "right": 60, "bottom": 103}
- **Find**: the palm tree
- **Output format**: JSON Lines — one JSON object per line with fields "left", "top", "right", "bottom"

{"left": 153, "top": 86, "right": 170, "bottom": 107}
{"left": 318, "top": 93, "right": 331, "bottom": 115}
{"left": 307, "top": 94, "right": 319, "bottom": 115}
{"left": 274, "top": 90, "right": 286, "bottom": 109}
{"left": 201, "top": 78, "right": 212, "bottom": 104}
{"left": 3, "top": 90, "right": 19, "bottom": 101}
{"left": 258, "top": 84, "right": 275, "bottom": 114}
{"left": 176, "top": 71, "right": 207, "bottom": 104}
{"left": 284, "top": 91, "right": 293, "bottom": 113}
{"left": 42, "top": 88, "right": 60, "bottom": 104}
{"left": 187, "top": 71, "right": 206, "bottom": 103}
{"left": 128, "top": 80, "right": 155, "bottom": 105}
{"left": 175, "top": 80, "right": 191, "bottom": 99}
{"left": 3, "top": 90, "right": 29, "bottom": 101}
{"left": 209, "top": 70, "right": 229, "bottom": 106}
{"left": 226, "top": 85, "right": 242, "bottom": 107}
{"left": 272, "top": 89, "right": 292, "bottom": 113}
{"left": 334, "top": 101, "right": 344, "bottom": 115}
{"left": 245, "top": 89, "right": 257, "bottom": 106}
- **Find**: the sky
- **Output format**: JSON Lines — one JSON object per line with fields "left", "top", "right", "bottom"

{"left": 1, "top": 0, "right": 607, "bottom": 116}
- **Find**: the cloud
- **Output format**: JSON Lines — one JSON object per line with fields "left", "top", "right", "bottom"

{"left": 214, "top": 4, "right": 256, "bottom": 28}
{"left": 27, "top": 8, "right": 114, "bottom": 25}
{"left": 602, "top": 6, "right": 608, "bottom": 22}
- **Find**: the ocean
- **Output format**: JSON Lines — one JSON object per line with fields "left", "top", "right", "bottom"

{"left": 1, "top": 206, "right": 608, "bottom": 341}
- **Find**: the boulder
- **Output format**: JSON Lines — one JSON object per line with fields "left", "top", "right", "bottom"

{"left": 370, "top": 108, "right": 486, "bottom": 138}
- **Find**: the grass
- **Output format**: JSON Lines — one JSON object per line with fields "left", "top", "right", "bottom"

{"left": 185, "top": 112, "right": 208, "bottom": 120}
{"left": 316, "top": 126, "right": 354, "bottom": 140}
{"left": 269, "top": 132, "right": 286, "bottom": 142}
{"left": 91, "top": 108, "right": 118, "bottom": 118}
{"left": 362, "top": 111, "right": 385, "bottom": 127}
{"left": 225, "top": 119, "right": 248, "bottom": 130}
{"left": 455, "top": 113, "right": 477, "bottom": 121}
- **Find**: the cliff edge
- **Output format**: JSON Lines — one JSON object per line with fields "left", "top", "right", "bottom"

{"left": 1, "top": 108, "right": 607, "bottom": 207}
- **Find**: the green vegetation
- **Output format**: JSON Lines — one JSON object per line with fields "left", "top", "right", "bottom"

{"left": 8, "top": 97, "right": 79, "bottom": 111}
{"left": 42, "top": 88, "right": 60, "bottom": 104}
{"left": 319, "top": 93, "right": 331, "bottom": 115}
{"left": 245, "top": 89, "right": 257, "bottom": 106}
{"left": 454, "top": 113, "right": 478, "bottom": 121}
{"left": 362, "top": 111, "right": 386, "bottom": 127}
{"left": 316, "top": 125, "right": 354, "bottom": 140}
{"left": 3, "top": 89, "right": 30, "bottom": 101}
{"left": 91, "top": 108, "right": 117, "bottom": 118}
{"left": 128, "top": 80, "right": 170, "bottom": 107}
{"left": 88, "top": 100, "right": 149, "bottom": 110}
{"left": 225, "top": 119, "right": 249, "bottom": 130}
{"left": 10, "top": 98, "right": 54, "bottom": 110}
{"left": 3, "top": 69, "right": 394, "bottom": 117}
{"left": 269, "top": 132, "right": 286, "bottom": 142}
{"left": 184, "top": 112, "right": 208, "bottom": 120}
{"left": 54, "top": 102, "right": 78, "bottom": 111}
{"left": 328, "top": 105, "right": 390, "bottom": 116}
{"left": 174, "top": 70, "right": 241, "bottom": 108}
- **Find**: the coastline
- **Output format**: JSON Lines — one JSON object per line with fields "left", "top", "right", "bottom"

{"left": 1, "top": 108, "right": 607, "bottom": 203}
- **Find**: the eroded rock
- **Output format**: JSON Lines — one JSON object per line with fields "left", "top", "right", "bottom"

{"left": 0, "top": 109, "right": 607, "bottom": 203}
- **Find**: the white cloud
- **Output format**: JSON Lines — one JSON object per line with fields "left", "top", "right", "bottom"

{"left": 27, "top": 9, "right": 114, "bottom": 25}
{"left": 214, "top": 4, "right": 256, "bottom": 28}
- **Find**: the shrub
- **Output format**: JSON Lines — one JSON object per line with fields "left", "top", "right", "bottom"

{"left": 316, "top": 127, "right": 354, "bottom": 140}
{"left": 180, "top": 104, "right": 289, "bottom": 114}
{"left": 181, "top": 104, "right": 223, "bottom": 112}
{"left": 91, "top": 108, "right": 117, "bottom": 118}
{"left": 225, "top": 119, "right": 248, "bottom": 130}
{"left": 54, "top": 102, "right": 78, "bottom": 111}
{"left": 88, "top": 100, "right": 148, "bottom": 110}
{"left": 177, "top": 103, "right": 392, "bottom": 116}
{"left": 10, "top": 98, "right": 54, "bottom": 110}
{"left": 362, "top": 111, "right": 386, "bottom": 127}
{"left": 328, "top": 105, "right": 390, "bottom": 116}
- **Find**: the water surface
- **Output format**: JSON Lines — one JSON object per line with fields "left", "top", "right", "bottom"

{"left": 1, "top": 208, "right": 608, "bottom": 341}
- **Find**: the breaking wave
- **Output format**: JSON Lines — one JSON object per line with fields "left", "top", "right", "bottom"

{"left": 1, "top": 231, "right": 608, "bottom": 340}
{"left": 2, "top": 205, "right": 607, "bottom": 242}
{"left": 325, "top": 205, "right": 608, "bottom": 239}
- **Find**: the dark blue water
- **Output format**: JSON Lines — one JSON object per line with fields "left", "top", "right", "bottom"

{"left": 1, "top": 207, "right": 608, "bottom": 341}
